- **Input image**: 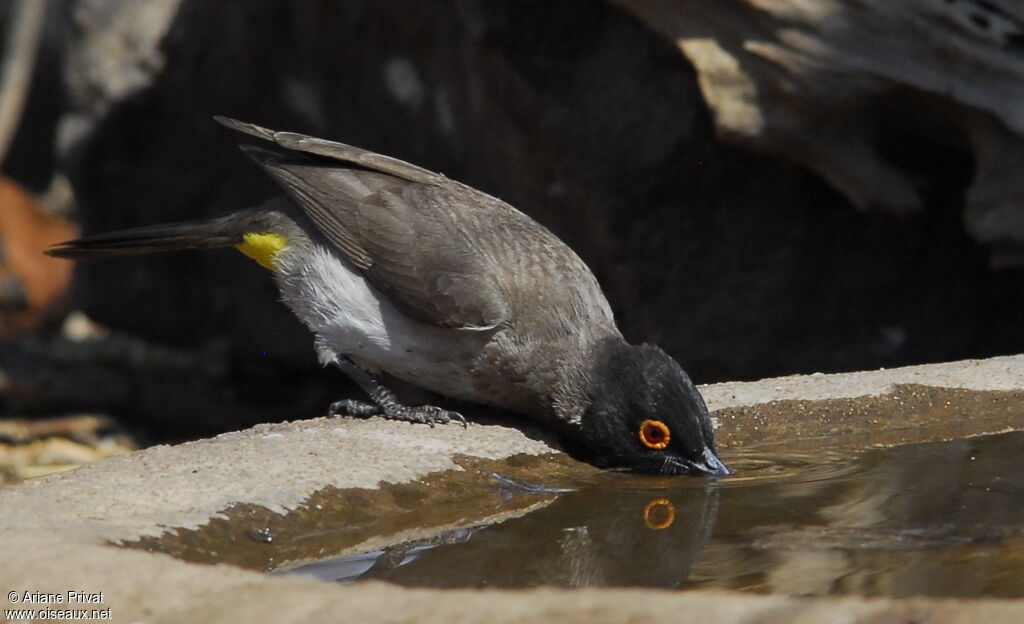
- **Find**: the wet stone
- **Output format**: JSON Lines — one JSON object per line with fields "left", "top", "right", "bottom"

{"left": 121, "top": 453, "right": 596, "bottom": 571}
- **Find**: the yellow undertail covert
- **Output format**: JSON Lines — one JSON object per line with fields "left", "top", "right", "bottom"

{"left": 235, "top": 232, "right": 288, "bottom": 270}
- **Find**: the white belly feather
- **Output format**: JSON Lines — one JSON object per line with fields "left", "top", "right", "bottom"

{"left": 273, "top": 244, "right": 486, "bottom": 400}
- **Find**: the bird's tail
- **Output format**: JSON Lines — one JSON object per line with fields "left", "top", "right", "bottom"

{"left": 45, "top": 212, "right": 257, "bottom": 260}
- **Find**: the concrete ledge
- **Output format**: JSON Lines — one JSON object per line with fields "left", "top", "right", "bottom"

{"left": 703, "top": 354, "right": 1024, "bottom": 408}
{"left": 2, "top": 354, "right": 1023, "bottom": 622}
{"left": 707, "top": 355, "right": 1024, "bottom": 450}
{"left": 0, "top": 418, "right": 561, "bottom": 543}
{"left": 3, "top": 538, "right": 1022, "bottom": 624}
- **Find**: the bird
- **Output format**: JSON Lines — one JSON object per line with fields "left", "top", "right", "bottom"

{"left": 47, "top": 117, "right": 730, "bottom": 477}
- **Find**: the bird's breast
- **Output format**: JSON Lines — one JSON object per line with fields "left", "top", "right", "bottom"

{"left": 272, "top": 243, "right": 491, "bottom": 402}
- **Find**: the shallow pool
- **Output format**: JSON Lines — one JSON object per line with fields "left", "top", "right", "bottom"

{"left": 285, "top": 431, "right": 1024, "bottom": 597}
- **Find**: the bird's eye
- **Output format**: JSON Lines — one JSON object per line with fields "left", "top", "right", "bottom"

{"left": 638, "top": 419, "right": 671, "bottom": 449}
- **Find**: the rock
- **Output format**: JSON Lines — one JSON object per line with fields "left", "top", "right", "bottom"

{"left": 614, "top": 0, "right": 1024, "bottom": 263}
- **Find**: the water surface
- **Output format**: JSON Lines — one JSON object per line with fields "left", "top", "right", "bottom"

{"left": 286, "top": 431, "right": 1024, "bottom": 598}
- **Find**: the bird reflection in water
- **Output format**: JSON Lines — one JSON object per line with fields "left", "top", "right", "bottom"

{"left": 288, "top": 477, "right": 720, "bottom": 588}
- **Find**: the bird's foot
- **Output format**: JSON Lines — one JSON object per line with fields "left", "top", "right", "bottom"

{"left": 328, "top": 398, "right": 381, "bottom": 417}
{"left": 326, "top": 355, "right": 467, "bottom": 428}
{"left": 380, "top": 402, "right": 467, "bottom": 428}
{"left": 329, "top": 397, "right": 465, "bottom": 428}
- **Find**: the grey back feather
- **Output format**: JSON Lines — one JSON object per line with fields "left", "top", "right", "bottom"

{"left": 216, "top": 117, "right": 614, "bottom": 337}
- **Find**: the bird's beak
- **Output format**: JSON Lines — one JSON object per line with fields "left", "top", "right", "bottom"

{"left": 687, "top": 447, "right": 731, "bottom": 476}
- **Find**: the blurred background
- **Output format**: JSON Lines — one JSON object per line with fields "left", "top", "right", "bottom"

{"left": 1, "top": 0, "right": 1022, "bottom": 475}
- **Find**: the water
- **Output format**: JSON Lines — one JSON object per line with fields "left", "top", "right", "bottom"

{"left": 284, "top": 431, "right": 1024, "bottom": 597}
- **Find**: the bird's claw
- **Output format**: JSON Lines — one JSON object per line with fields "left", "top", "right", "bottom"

{"left": 398, "top": 405, "right": 466, "bottom": 428}
{"left": 328, "top": 399, "right": 466, "bottom": 428}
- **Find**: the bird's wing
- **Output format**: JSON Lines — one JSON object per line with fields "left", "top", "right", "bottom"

{"left": 215, "top": 116, "right": 439, "bottom": 185}
{"left": 217, "top": 117, "right": 510, "bottom": 330}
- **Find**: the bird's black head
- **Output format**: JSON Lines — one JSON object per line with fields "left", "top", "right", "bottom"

{"left": 565, "top": 340, "right": 730, "bottom": 477}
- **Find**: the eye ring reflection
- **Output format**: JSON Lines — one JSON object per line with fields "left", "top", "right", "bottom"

{"left": 643, "top": 497, "right": 676, "bottom": 530}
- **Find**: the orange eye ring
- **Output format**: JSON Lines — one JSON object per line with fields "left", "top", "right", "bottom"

{"left": 643, "top": 498, "right": 675, "bottom": 530}
{"left": 638, "top": 419, "right": 671, "bottom": 449}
